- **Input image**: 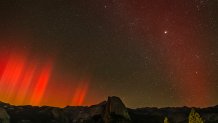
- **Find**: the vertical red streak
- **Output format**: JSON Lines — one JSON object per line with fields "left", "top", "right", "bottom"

{"left": 7, "top": 55, "right": 26, "bottom": 102}
{"left": 0, "top": 52, "right": 9, "bottom": 79}
{"left": 0, "top": 53, "right": 26, "bottom": 102}
{"left": 78, "top": 85, "right": 88, "bottom": 105}
{"left": 72, "top": 82, "right": 89, "bottom": 106}
{"left": 15, "top": 63, "right": 37, "bottom": 104}
{"left": 31, "top": 61, "right": 53, "bottom": 106}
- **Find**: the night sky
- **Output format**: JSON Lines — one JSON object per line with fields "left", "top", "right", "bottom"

{"left": 0, "top": 0, "right": 218, "bottom": 108}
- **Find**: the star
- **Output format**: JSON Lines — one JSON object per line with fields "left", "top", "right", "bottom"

{"left": 164, "top": 30, "right": 168, "bottom": 34}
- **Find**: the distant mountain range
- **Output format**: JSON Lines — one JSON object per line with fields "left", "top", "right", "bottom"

{"left": 0, "top": 96, "right": 218, "bottom": 123}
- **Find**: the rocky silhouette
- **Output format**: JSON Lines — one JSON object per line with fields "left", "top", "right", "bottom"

{"left": 0, "top": 97, "right": 218, "bottom": 123}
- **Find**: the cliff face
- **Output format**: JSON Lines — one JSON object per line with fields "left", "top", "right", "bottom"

{"left": 0, "top": 97, "right": 218, "bottom": 123}
{"left": 103, "top": 96, "right": 131, "bottom": 123}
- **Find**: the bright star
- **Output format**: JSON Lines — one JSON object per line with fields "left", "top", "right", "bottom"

{"left": 164, "top": 30, "right": 168, "bottom": 34}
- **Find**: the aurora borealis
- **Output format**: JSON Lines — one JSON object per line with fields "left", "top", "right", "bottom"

{"left": 0, "top": 0, "right": 218, "bottom": 108}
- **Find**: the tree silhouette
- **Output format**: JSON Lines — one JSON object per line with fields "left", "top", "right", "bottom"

{"left": 164, "top": 117, "right": 169, "bottom": 123}
{"left": 189, "top": 108, "right": 204, "bottom": 123}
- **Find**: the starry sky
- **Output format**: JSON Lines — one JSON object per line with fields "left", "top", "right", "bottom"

{"left": 0, "top": 0, "right": 218, "bottom": 108}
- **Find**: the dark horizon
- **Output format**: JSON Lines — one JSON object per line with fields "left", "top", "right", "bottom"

{"left": 1, "top": 96, "right": 218, "bottom": 109}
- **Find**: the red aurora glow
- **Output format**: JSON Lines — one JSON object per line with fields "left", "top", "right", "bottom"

{"left": 0, "top": 48, "right": 90, "bottom": 107}
{"left": 30, "top": 61, "right": 53, "bottom": 106}
{"left": 119, "top": 0, "right": 213, "bottom": 106}
{"left": 71, "top": 81, "right": 89, "bottom": 106}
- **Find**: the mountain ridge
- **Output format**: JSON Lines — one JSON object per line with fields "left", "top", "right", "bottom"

{"left": 0, "top": 96, "right": 218, "bottom": 123}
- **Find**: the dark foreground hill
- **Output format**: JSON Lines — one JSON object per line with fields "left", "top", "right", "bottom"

{"left": 0, "top": 96, "right": 218, "bottom": 123}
